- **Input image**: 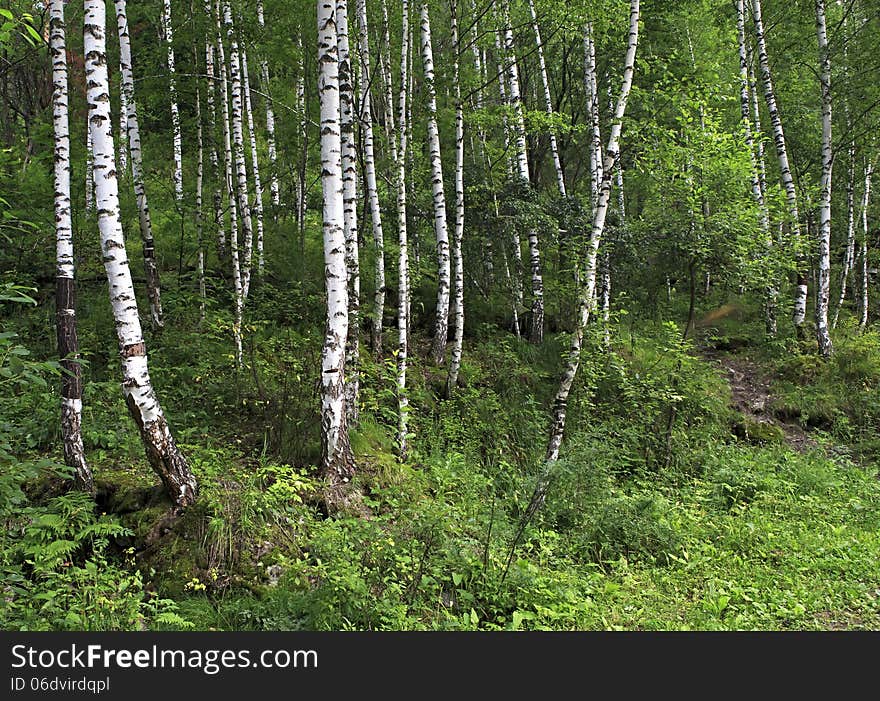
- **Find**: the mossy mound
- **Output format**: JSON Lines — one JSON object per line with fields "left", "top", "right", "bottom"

{"left": 732, "top": 415, "right": 786, "bottom": 445}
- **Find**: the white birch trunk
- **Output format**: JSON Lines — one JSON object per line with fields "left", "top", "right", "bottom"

{"left": 584, "top": 24, "right": 603, "bottom": 210}
{"left": 224, "top": 2, "right": 254, "bottom": 301}
{"left": 752, "top": 0, "right": 807, "bottom": 329}
{"left": 337, "top": 0, "right": 360, "bottom": 425}
{"left": 527, "top": 0, "right": 565, "bottom": 197}
{"left": 736, "top": 0, "right": 775, "bottom": 336}
{"left": 318, "top": 0, "right": 355, "bottom": 481}
{"left": 204, "top": 4, "right": 224, "bottom": 259}
{"left": 115, "top": 0, "right": 163, "bottom": 330}
{"left": 396, "top": 0, "right": 411, "bottom": 459}
{"left": 51, "top": 0, "right": 91, "bottom": 491}
{"left": 86, "top": 0, "right": 196, "bottom": 507}
{"left": 215, "top": 1, "right": 243, "bottom": 366}
{"left": 117, "top": 71, "right": 128, "bottom": 177}
{"left": 162, "top": 0, "right": 183, "bottom": 203}
{"left": 356, "top": 0, "right": 386, "bottom": 356}
{"left": 860, "top": 161, "right": 873, "bottom": 329}
{"left": 419, "top": 2, "right": 451, "bottom": 364}
{"left": 195, "top": 79, "right": 206, "bottom": 323}
{"left": 240, "top": 49, "right": 266, "bottom": 278}
{"left": 833, "top": 143, "right": 856, "bottom": 329}
{"left": 296, "top": 34, "right": 307, "bottom": 238}
{"left": 85, "top": 129, "right": 94, "bottom": 213}
{"left": 815, "top": 0, "right": 833, "bottom": 357}
{"left": 546, "top": 0, "right": 639, "bottom": 464}
{"left": 257, "top": 0, "right": 280, "bottom": 210}
{"left": 447, "top": 0, "right": 465, "bottom": 394}
{"left": 502, "top": 0, "right": 544, "bottom": 343}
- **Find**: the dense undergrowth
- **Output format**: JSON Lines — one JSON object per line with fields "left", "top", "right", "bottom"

{"left": 3, "top": 270, "right": 880, "bottom": 631}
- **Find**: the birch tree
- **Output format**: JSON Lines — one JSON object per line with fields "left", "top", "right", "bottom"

{"left": 356, "top": 0, "right": 386, "bottom": 355}
{"left": 546, "top": 0, "right": 640, "bottom": 464}
{"left": 85, "top": 0, "right": 197, "bottom": 508}
{"left": 337, "top": 0, "right": 360, "bottom": 424}
{"left": 115, "top": 0, "right": 163, "bottom": 330}
{"left": 501, "top": 0, "right": 544, "bottom": 344}
{"left": 318, "top": 0, "right": 356, "bottom": 482}
{"left": 215, "top": 0, "right": 244, "bottom": 366}
{"left": 814, "top": 0, "right": 832, "bottom": 358}
{"left": 162, "top": 0, "right": 183, "bottom": 204}
{"left": 752, "top": 0, "right": 807, "bottom": 331}
{"left": 396, "top": 0, "right": 411, "bottom": 459}
{"left": 419, "top": 1, "right": 451, "bottom": 364}
{"left": 204, "top": 0, "right": 224, "bottom": 259}
{"left": 51, "top": 0, "right": 91, "bottom": 491}
{"left": 736, "top": 0, "right": 775, "bottom": 336}
{"left": 446, "top": 0, "right": 465, "bottom": 395}
{"left": 527, "top": 0, "right": 565, "bottom": 196}
{"left": 240, "top": 48, "right": 266, "bottom": 277}
{"left": 257, "top": 0, "right": 280, "bottom": 210}
{"left": 860, "top": 160, "right": 873, "bottom": 330}
{"left": 224, "top": 2, "right": 254, "bottom": 300}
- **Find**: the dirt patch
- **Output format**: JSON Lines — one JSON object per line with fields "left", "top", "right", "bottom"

{"left": 703, "top": 351, "right": 819, "bottom": 453}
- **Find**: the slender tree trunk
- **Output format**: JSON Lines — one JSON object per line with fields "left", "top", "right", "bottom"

{"left": 51, "top": 0, "right": 91, "bottom": 491}
{"left": 85, "top": 129, "right": 94, "bottom": 214}
{"left": 256, "top": 0, "right": 280, "bottom": 211}
{"left": 318, "top": 0, "right": 356, "bottom": 482}
{"left": 224, "top": 2, "right": 254, "bottom": 301}
{"left": 117, "top": 70, "right": 128, "bottom": 177}
{"left": 215, "top": 0, "right": 243, "bottom": 366}
{"left": 446, "top": 0, "right": 465, "bottom": 395}
{"left": 501, "top": 0, "right": 544, "bottom": 343}
{"left": 356, "top": 0, "right": 386, "bottom": 356}
{"left": 527, "top": 0, "right": 565, "bottom": 197}
{"left": 240, "top": 49, "right": 266, "bottom": 278}
{"left": 752, "top": 0, "right": 807, "bottom": 330}
{"left": 337, "top": 0, "right": 360, "bottom": 425}
{"left": 833, "top": 142, "right": 856, "bottom": 329}
{"left": 860, "top": 160, "right": 873, "bottom": 330}
{"left": 86, "top": 0, "right": 197, "bottom": 508}
{"left": 419, "top": 2, "right": 451, "bottom": 364}
{"left": 296, "top": 34, "right": 308, "bottom": 240}
{"left": 204, "top": 3, "right": 224, "bottom": 259}
{"left": 195, "top": 79, "right": 206, "bottom": 324}
{"left": 162, "top": 0, "right": 183, "bottom": 204}
{"left": 396, "top": 0, "right": 411, "bottom": 460}
{"left": 815, "top": 0, "right": 833, "bottom": 358}
{"left": 546, "top": 0, "right": 639, "bottom": 464}
{"left": 584, "top": 23, "right": 603, "bottom": 210}
{"left": 737, "top": 0, "right": 775, "bottom": 336}
{"left": 115, "top": 0, "right": 163, "bottom": 330}
{"left": 494, "top": 32, "right": 522, "bottom": 337}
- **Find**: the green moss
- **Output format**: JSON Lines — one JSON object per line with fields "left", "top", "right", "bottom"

{"left": 732, "top": 415, "right": 786, "bottom": 445}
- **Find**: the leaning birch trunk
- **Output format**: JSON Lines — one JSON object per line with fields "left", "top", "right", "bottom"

{"left": 318, "top": 0, "right": 356, "bottom": 482}
{"left": 215, "top": 1, "right": 244, "bottom": 367}
{"left": 814, "top": 0, "right": 833, "bottom": 358}
{"left": 396, "top": 0, "right": 411, "bottom": 460}
{"left": 356, "top": 0, "right": 386, "bottom": 356}
{"left": 860, "top": 161, "right": 873, "bottom": 330}
{"left": 162, "top": 0, "right": 183, "bottom": 203}
{"left": 85, "top": 0, "right": 196, "bottom": 508}
{"left": 502, "top": 0, "right": 544, "bottom": 344}
{"left": 446, "top": 0, "right": 465, "bottom": 395}
{"left": 256, "top": 0, "right": 280, "bottom": 210}
{"left": 51, "top": 0, "right": 91, "bottom": 491}
{"left": 546, "top": 0, "right": 639, "bottom": 464}
{"left": 584, "top": 24, "right": 603, "bottom": 209}
{"left": 419, "top": 2, "right": 451, "bottom": 364}
{"left": 752, "top": 0, "right": 807, "bottom": 330}
{"left": 115, "top": 0, "right": 163, "bottom": 330}
{"left": 736, "top": 0, "right": 775, "bottom": 336}
{"left": 224, "top": 2, "right": 254, "bottom": 301}
{"left": 527, "top": 0, "right": 565, "bottom": 197}
{"left": 337, "top": 0, "right": 360, "bottom": 425}
{"left": 240, "top": 49, "right": 266, "bottom": 278}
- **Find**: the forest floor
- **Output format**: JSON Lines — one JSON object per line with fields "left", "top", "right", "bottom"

{"left": 704, "top": 350, "right": 819, "bottom": 453}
